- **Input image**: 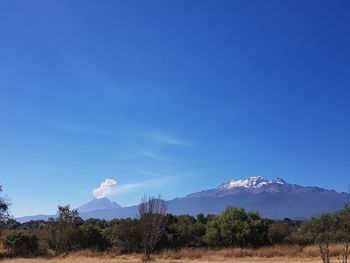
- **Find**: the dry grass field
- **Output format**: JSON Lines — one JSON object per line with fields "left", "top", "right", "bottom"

{"left": 0, "top": 257, "right": 326, "bottom": 263}
{"left": 1, "top": 244, "right": 346, "bottom": 263}
{"left": 1, "top": 245, "right": 344, "bottom": 263}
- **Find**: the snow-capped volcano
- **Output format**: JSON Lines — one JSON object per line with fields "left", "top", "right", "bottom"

{"left": 185, "top": 175, "right": 331, "bottom": 199}
{"left": 218, "top": 176, "right": 287, "bottom": 189}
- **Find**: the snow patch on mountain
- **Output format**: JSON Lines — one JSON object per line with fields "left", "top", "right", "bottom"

{"left": 217, "top": 176, "right": 287, "bottom": 190}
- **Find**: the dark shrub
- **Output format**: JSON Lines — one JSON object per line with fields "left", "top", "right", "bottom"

{"left": 80, "top": 224, "right": 110, "bottom": 251}
{"left": 104, "top": 218, "right": 141, "bottom": 253}
{"left": 4, "top": 232, "right": 39, "bottom": 256}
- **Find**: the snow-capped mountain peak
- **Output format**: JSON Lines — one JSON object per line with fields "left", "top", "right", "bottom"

{"left": 217, "top": 176, "right": 287, "bottom": 190}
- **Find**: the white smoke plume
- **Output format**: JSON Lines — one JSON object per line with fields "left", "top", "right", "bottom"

{"left": 93, "top": 178, "right": 117, "bottom": 199}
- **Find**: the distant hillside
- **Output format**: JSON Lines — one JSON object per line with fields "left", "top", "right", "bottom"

{"left": 16, "top": 176, "right": 350, "bottom": 223}
{"left": 77, "top": 197, "right": 122, "bottom": 213}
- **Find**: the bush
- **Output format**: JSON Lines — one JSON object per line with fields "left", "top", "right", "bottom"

{"left": 204, "top": 207, "right": 269, "bottom": 248}
{"left": 104, "top": 218, "right": 141, "bottom": 253}
{"left": 80, "top": 224, "right": 110, "bottom": 251}
{"left": 164, "top": 215, "right": 206, "bottom": 248}
{"left": 268, "top": 220, "right": 298, "bottom": 244}
{"left": 46, "top": 205, "right": 85, "bottom": 253}
{"left": 4, "top": 231, "right": 39, "bottom": 256}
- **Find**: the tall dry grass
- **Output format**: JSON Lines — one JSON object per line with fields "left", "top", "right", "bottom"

{"left": 159, "top": 244, "right": 345, "bottom": 260}
{"left": 0, "top": 256, "right": 325, "bottom": 263}
{"left": 0, "top": 244, "right": 347, "bottom": 261}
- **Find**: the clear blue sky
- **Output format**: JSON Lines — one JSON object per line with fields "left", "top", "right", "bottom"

{"left": 0, "top": 1, "right": 349, "bottom": 217}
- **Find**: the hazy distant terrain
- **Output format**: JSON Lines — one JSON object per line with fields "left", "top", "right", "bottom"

{"left": 16, "top": 177, "right": 350, "bottom": 222}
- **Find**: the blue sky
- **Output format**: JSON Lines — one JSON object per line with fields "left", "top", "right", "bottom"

{"left": 0, "top": 1, "right": 350, "bottom": 217}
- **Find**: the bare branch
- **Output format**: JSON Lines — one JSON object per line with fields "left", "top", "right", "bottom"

{"left": 138, "top": 195, "right": 167, "bottom": 261}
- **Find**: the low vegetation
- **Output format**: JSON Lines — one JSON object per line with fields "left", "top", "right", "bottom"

{"left": 3, "top": 232, "right": 38, "bottom": 256}
{"left": 1, "top": 184, "right": 350, "bottom": 262}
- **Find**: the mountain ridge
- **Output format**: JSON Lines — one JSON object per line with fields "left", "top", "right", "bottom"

{"left": 15, "top": 176, "right": 350, "bottom": 223}
{"left": 77, "top": 197, "right": 122, "bottom": 213}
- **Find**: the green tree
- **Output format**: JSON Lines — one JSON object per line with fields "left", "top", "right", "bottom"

{"left": 166, "top": 215, "right": 206, "bottom": 248}
{"left": 204, "top": 207, "right": 268, "bottom": 248}
{"left": 268, "top": 219, "right": 298, "bottom": 244}
{"left": 334, "top": 205, "right": 350, "bottom": 263}
{"left": 204, "top": 215, "right": 221, "bottom": 247}
{"left": 46, "top": 205, "right": 84, "bottom": 253}
{"left": 0, "top": 185, "right": 10, "bottom": 242}
{"left": 0, "top": 185, "right": 10, "bottom": 223}
{"left": 104, "top": 218, "right": 141, "bottom": 253}
{"left": 80, "top": 224, "right": 110, "bottom": 251}
{"left": 301, "top": 214, "right": 335, "bottom": 263}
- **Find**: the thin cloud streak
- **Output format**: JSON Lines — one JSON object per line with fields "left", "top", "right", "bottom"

{"left": 92, "top": 175, "right": 180, "bottom": 198}
{"left": 141, "top": 131, "right": 187, "bottom": 145}
{"left": 112, "top": 176, "right": 176, "bottom": 195}
{"left": 138, "top": 150, "right": 172, "bottom": 161}
{"left": 137, "top": 170, "right": 165, "bottom": 178}
{"left": 51, "top": 120, "right": 113, "bottom": 136}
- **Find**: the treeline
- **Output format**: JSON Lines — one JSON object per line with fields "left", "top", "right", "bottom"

{"left": 2, "top": 206, "right": 303, "bottom": 256}
{"left": 2, "top": 206, "right": 349, "bottom": 254}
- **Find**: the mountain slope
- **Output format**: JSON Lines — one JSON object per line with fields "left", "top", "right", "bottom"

{"left": 77, "top": 198, "right": 122, "bottom": 213}
{"left": 173, "top": 176, "right": 350, "bottom": 219}
{"left": 15, "top": 176, "right": 350, "bottom": 222}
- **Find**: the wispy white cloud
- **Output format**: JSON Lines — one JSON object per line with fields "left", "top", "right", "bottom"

{"left": 109, "top": 181, "right": 149, "bottom": 194}
{"left": 92, "top": 176, "right": 178, "bottom": 197}
{"left": 137, "top": 170, "right": 165, "bottom": 178}
{"left": 141, "top": 131, "right": 187, "bottom": 145}
{"left": 51, "top": 120, "right": 113, "bottom": 136}
{"left": 138, "top": 150, "right": 171, "bottom": 161}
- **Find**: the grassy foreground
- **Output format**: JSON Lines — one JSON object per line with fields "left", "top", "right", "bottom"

{"left": 2, "top": 245, "right": 344, "bottom": 263}
{"left": 0, "top": 257, "right": 324, "bottom": 263}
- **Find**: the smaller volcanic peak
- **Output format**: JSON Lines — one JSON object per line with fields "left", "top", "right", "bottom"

{"left": 217, "top": 176, "right": 287, "bottom": 190}
{"left": 77, "top": 197, "right": 122, "bottom": 213}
